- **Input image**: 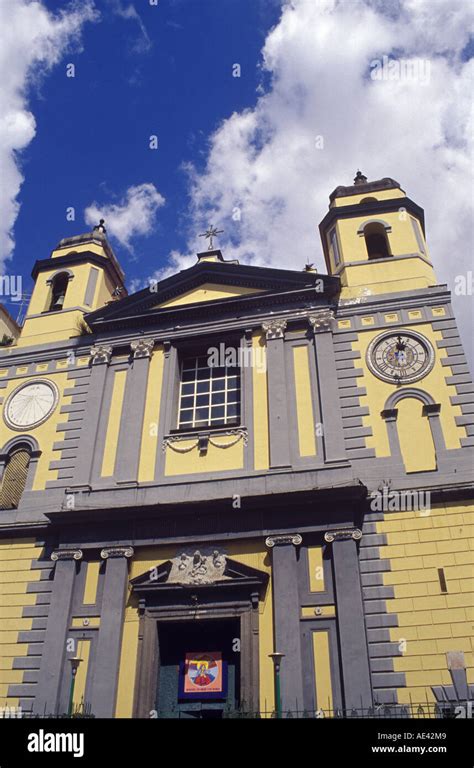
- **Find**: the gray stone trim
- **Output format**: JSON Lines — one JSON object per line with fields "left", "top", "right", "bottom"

{"left": 371, "top": 658, "right": 395, "bottom": 673}
{"left": 333, "top": 349, "right": 361, "bottom": 362}
{"left": 360, "top": 573, "right": 384, "bottom": 587}
{"left": 241, "top": 331, "right": 255, "bottom": 472}
{"left": 341, "top": 406, "right": 370, "bottom": 418}
{"left": 367, "top": 628, "right": 391, "bottom": 642}
{"left": 309, "top": 316, "right": 347, "bottom": 463}
{"left": 363, "top": 586, "right": 395, "bottom": 600}
{"left": 22, "top": 605, "right": 51, "bottom": 618}
{"left": 358, "top": 515, "right": 406, "bottom": 703}
{"left": 154, "top": 341, "right": 176, "bottom": 480}
{"left": 330, "top": 537, "right": 373, "bottom": 708}
{"left": 410, "top": 216, "right": 426, "bottom": 254}
{"left": 33, "top": 555, "right": 78, "bottom": 714}
{"left": 115, "top": 350, "right": 150, "bottom": 484}
{"left": 365, "top": 614, "right": 399, "bottom": 628}
{"left": 372, "top": 672, "right": 406, "bottom": 689}
{"left": 285, "top": 339, "right": 323, "bottom": 468}
{"left": 369, "top": 642, "right": 403, "bottom": 658}
{"left": 263, "top": 321, "right": 291, "bottom": 468}
{"left": 88, "top": 363, "right": 116, "bottom": 483}
{"left": 13, "top": 657, "right": 42, "bottom": 670}
{"left": 450, "top": 394, "right": 474, "bottom": 405}
{"left": 89, "top": 550, "right": 132, "bottom": 717}
{"left": 84, "top": 267, "right": 99, "bottom": 307}
{"left": 266, "top": 535, "right": 304, "bottom": 710}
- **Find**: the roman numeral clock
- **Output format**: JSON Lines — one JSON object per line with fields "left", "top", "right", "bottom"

{"left": 3, "top": 380, "right": 59, "bottom": 431}
{"left": 366, "top": 330, "right": 435, "bottom": 384}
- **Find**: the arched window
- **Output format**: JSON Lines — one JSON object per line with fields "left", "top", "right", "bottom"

{"left": 48, "top": 272, "right": 70, "bottom": 312}
{"left": 363, "top": 222, "right": 391, "bottom": 260}
{"left": 359, "top": 197, "right": 377, "bottom": 204}
{"left": 0, "top": 446, "right": 31, "bottom": 509}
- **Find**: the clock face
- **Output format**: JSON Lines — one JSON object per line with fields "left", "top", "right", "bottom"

{"left": 367, "top": 330, "right": 435, "bottom": 384}
{"left": 4, "top": 380, "right": 59, "bottom": 431}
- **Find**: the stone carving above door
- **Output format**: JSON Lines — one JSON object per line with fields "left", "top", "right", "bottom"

{"left": 168, "top": 549, "right": 229, "bottom": 585}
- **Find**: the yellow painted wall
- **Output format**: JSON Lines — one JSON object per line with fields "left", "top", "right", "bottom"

{"left": 377, "top": 501, "right": 474, "bottom": 704}
{"left": 27, "top": 263, "right": 92, "bottom": 316}
{"left": 308, "top": 546, "right": 325, "bottom": 592}
{"left": 0, "top": 538, "right": 44, "bottom": 708}
{"left": 335, "top": 211, "right": 421, "bottom": 263}
{"left": 156, "top": 283, "right": 263, "bottom": 308}
{"left": 292, "top": 345, "right": 317, "bottom": 457}
{"left": 82, "top": 562, "right": 101, "bottom": 605}
{"left": 101, "top": 369, "right": 128, "bottom": 477}
{"left": 338, "top": 258, "right": 435, "bottom": 296}
{"left": 17, "top": 311, "right": 88, "bottom": 347}
{"left": 0, "top": 370, "right": 74, "bottom": 490}
{"left": 312, "top": 631, "right": 333, "bottom": 711}
{"left": 19, "top": 238, "right": 121, "bottom": 346}
{"left": 72, "top": 639, "right": 91, "bottom": 708}
{"left": 51, "top": 242, "right": 111, "bottom": 260}
{"left": 351, "top": 324, "right": 465, "bottom": 459}
{"left": 138, "top": 346, "right": 165, "bottom": 482}
{"left": 331, "top": 187, "right": 406, "bottom": 207}
{"left": 164, "top": 435, "right": 244, "bottom": 476}
{"left": 115, "top": 541, "right": 274, "bottom": 717}
{"left": 397, "top": 398, "right": 437, "bottom": 472}
{"left": 324, "top": 196, "right": 434, "bottom": 293}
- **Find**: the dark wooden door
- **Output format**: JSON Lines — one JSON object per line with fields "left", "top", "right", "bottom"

{"left": 156, "top": 618, "right": 240, "bottom": 718}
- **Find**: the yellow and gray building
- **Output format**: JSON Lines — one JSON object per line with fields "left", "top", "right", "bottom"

{"left": 0, "top": 174, "right": 472, "bottom": 717}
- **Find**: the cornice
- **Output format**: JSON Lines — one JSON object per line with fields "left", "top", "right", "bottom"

{"left": 31, "top": 251, "right": 126, "bottom": 293}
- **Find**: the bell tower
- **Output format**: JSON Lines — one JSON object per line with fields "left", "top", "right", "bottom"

{"left": 17, "top": 222, "right": 127, "bottom": 347}
{"left": 319, "top": 172, "right": 437, "bottom": 299}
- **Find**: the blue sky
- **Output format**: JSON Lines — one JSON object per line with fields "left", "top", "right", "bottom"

{"left": 2, "top": 0, "right": 473, "bottom": 365}
{"left": 9, "top": 0, "right": 281, "bottom": 309}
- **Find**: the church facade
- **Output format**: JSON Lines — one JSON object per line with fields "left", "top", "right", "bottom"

{"left": 0, "top": 174, "right": 472, "bottom": 718}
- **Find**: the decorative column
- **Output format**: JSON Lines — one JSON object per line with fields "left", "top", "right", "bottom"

{"left": 423, "top": 403, "right": 449, "bottom": 470}
{"left": 262, "top": 319, "right": 291, "bottom": 469}
{"left": 325, "top": 527, "right": 373, "bottom": 710}
{"left": 34, "top": 549, "right": 83, "bottom": 715}
{"left": 308, "top": 312, "right": 347, "bottom": 464}
{"left": 116, "top": 339, "right": 155, "bottom": 484}
{"left": 266, "top": 534, "right": 304, "bottom": 712}
{"left": 381, "top": 408, "right": 403, "bottom": 462}
{"left": 73, "top": 345, "right": 112, "bottom": 489}
{"left": 90, "top": 546, "right": 134, "bottom": 718}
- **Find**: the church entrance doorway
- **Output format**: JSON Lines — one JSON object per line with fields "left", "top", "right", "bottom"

{"left": 156, "top": 618, "right": 240, "bottom": 718}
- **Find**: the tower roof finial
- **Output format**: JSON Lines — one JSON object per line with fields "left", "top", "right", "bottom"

{"left": 199, "top": 224, "right": 223, "bottom": 251}
{"left": 354, "top": 170, "right": 368, "bottom": 186}
{"left": 93, "top": 219, "right": 107, "bottom": 235}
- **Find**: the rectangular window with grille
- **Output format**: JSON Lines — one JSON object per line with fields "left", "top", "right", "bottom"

{"left": 178, "top": 353, "right": 241, "bottom": 429}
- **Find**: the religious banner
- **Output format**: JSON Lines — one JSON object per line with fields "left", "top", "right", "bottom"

{"left": 179, "top": 652, "right": 227, "bottom": 700}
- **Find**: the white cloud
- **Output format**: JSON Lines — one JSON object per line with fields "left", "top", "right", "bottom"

{"left": 84, "top": 183, "right": 165, "bottom": 251}
{"left": 106, "top": 0, "right": 152, "bottom": 53}
{"left": 0, "top": 0, "right": 98, "bottom": 269}
{"left": 170, "top": 0, "right": 474, "bottom": 362}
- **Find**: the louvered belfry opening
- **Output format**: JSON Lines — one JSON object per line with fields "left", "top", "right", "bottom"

{"left": 0, "top": 448, "right": 30, "bottom": 509}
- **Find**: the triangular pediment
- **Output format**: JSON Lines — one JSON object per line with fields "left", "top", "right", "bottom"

{"left": 130, "top": 550, "right": 268, "bottom": 593}
{"left": 86, "top": 259, "right": 339, "bottom": 331}
{"left": 153, "top": 282, "right": 263, "bottom": 308}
